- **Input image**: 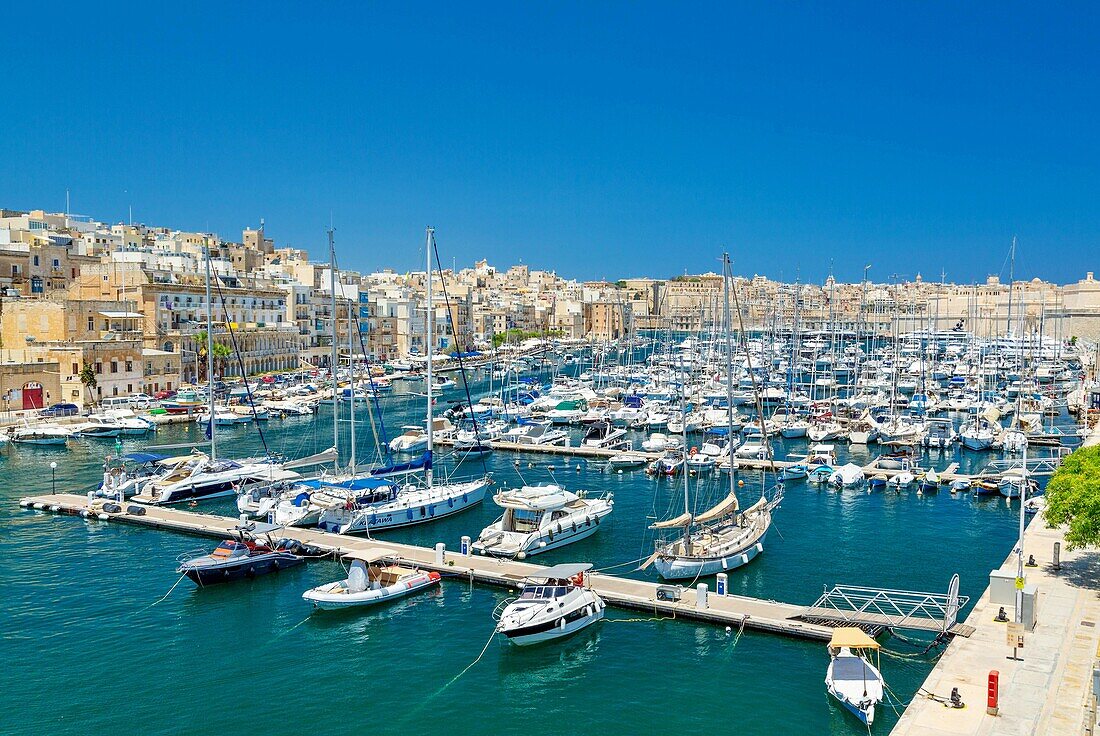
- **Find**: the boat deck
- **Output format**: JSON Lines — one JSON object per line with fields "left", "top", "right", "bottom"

{"left": 22, "top": 492, "right": 837, "bottom": 640}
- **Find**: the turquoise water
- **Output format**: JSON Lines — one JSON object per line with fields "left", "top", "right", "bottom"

{"left": 2, "top": 383, "right": 1043, "bottom": 735}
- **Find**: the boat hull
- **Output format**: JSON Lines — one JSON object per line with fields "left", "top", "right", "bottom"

{"left": 181, "top": 552, "right": 304, "bottom": 586}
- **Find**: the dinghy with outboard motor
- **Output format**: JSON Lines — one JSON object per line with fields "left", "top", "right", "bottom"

{"left": 303, "top": 560, "right": 440, "bottom": 610}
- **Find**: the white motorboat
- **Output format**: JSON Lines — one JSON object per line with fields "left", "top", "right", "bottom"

{"left": 70, "top": 415, "right": 124, "bottom": 438}
{"left": 473, "top": 484, "right": 613, "bottom": 557}
{"left": 641, "top": 432, "right": 671, "bottom": 452}
{"left": 607, "top": 453, "right": 648, "bottom": 469}
{"left": 825, "top": 628, "right": 884, "bottom": 728}
{"left": 496, "top": 563, "right": 605, "bottom": 646}
{"left": 303, "top": 560, "right": 440, "bottom": 610}
{"left": 828, "top": 463, "right": 866, "bottom": 489}
{"left": 686, "top": 452, "right": 716, "bottom": 473}
{"left": 135, "top": 455, "right": 299, "bottom": 504}
{"left": 886, "top": 471, "right": 915, "bottom": 490}
{"left": 389, "top": 425, "right": 430, "bottom": 454}
{"left": 9, "top": 423, "right": 71, "bottom": 445}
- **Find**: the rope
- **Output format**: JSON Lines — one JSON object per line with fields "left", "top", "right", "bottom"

{"left": 132, "top": 573, "right": 187, "bottom": 615}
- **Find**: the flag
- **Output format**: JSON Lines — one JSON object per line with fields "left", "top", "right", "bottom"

{"left": 204, "top": 419, "right": 212, "bottom": 440}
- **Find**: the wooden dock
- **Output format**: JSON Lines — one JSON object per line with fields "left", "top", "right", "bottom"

{"left": 20, "top": 492, "right": 835, "bottom": 641}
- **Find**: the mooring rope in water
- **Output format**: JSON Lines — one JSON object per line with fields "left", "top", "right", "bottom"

{"left": 411, "top": 626, "right": 498, "bottom": 711}
{"left": 590, "top": 554, "right": 649, "bottom": 573}
{"left": 132, "top": 573, "right": 187, "bottom": 615}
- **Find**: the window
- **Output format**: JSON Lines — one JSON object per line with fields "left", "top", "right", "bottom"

{"left": 53, "top": 259, "right": 60, "bottom": 268}
{"left": 95, "top": 363, "right": 101, "bottom": 374}
{"left": 72, "top": 363, "right": 78, "bottom": 375}
{"left": 110, "top": 361, "right": 118, "bottom": 374}
{"left": 32, "top": 255, "right": 39, "bottom": 266}
{"left": 87, "top": 317, "right": 94, "bottom": 331}
{"left": 125, "top": 360, "right": 133, "bottom": 372}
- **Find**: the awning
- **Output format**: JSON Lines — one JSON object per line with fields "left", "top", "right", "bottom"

{"left": 530, "top": 563, "right": 592, "bottom": 581}
{"left": 828, "top": 627, "right": 880, "bottom": 650}
{"left": 98, "top": 311, "right": 144, "bottom": 319}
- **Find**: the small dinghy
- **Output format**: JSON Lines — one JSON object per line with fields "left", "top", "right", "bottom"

{"left": 886, "top": 471, "right": 914, "bottom": 491}
{"left": 303, "top": 560, "right": 440, "bottom": 610}
{"left": 177, "top": 522, "right": 307, "bottom": 586}
{"left": 868, "top": 474, "right": 888, "bottom": 491}
{"left": 496, "top": 563, "right": 605, "bottom": 646}
{"left": 825, "top": 627, "right": 885, "bottom": 728}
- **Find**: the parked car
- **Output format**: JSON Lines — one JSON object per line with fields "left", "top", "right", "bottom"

{"left": 39, "top": 403, "right": 80, "bottom": 418}
{"left": 154, "top": 389, "right": 177, "bottom": 400}
{"left": 127, "top": 393, "right": 155, "bottom": 409}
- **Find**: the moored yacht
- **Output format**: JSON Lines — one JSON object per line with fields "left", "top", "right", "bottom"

{"left": 472, "top": 484, "right": 613, "bottom": 557}
{"left": 496, "top": 563, "right": 605, "bottom": 646}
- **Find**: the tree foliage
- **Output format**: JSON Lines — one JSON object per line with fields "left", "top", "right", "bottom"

{"left": 1044, "top": 445, "right": 1100, "bottom": 549}
{"left": 195, "top": 330, "right": 233, "bottom": 380}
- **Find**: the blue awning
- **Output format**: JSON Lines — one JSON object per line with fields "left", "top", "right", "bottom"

{"left": 122, "top": 452, "right": 168, "bottom": 463}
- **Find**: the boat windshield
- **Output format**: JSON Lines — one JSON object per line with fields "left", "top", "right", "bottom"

{"left": 520, "top": 585, "right": 568, "bottom": 599}
{"left": 511, "top": 509, "right": 541, "bottom": 533}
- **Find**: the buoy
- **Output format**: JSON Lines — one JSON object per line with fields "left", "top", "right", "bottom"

{"left": 576, "top": 465, "right": 581, "bottom": 471}
{"left": 33, "top": 503, "right": 46, "bottom": 510}
{"left": 617, "top": 469, "right": 623, "bottom": 474}
{"left": 548, "top": 465, "right": 555, "bottom": 470}
{"left": 737, "top": 480, "right": 745, "bottom": 487}
{"left": 97, "top": 513, "right": 109, "bottom": 520}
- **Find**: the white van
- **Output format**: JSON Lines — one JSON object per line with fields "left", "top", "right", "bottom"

{"left": 101, "top": 396, "right": 135, "bottom": 410}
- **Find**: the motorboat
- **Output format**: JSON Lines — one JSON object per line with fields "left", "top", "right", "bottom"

{"left": 582, "top": 420, "right": 627, "bottom": 449}
{"left": 828, "top": 463, "right": 866, "bottom": 489}
{"left": 868, "top": 474, "right": 888, "bottom": 491}
{"left": 70, "top": 415, "right": 124, "bottom": 438}
{"left": 495, "top": 563, "right": 605, "bottom": 646}
{"left": 999, "top": 469, "right": 1037, "bottom": 499}
{"left": 473, "top": 484, "right": 613, "bottom": 557}
{"left": 648, "top": 450, "right": 684, "bottom": 476}
{"left": 885, "top": 471, "right": 914, "bottom": 491}
{"left": 607, "top": 453, "right": 648, "bottom": 470}
{"left": 9, "top": 423, "right": 71, "bottom": 445}
{"left": 390, "top": 425, "right": 430, "bottom": 454}
{"left": 94, "top": 451, "right": 171, "bottom": 499}
{"left": 917, "top": 468, "right": 940, "bottom": 494}
{"left": 134, "top": 455, "right": 299, "bottom": 504}
{"left": 825, "top": 628, "right": 884, "bottom": 727}
{"left": 686, "top": 451, "right": 716, "bottom": 473}
{"left": 303, "top": 560, "right": 440, "bottom": 610}
{"left": 641, "top": 432, "right": 671, "bottom": 452}
{"left": 506, "top": 422, "right": 570, "bottom": 447}
{"left": 921, "top": 420, "right": 958, "bottom": 449}
{"left": 176, "top": 523, "right": 309, "bottom": 586}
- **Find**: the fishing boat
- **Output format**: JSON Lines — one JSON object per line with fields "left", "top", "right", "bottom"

{"left": 161, "top": 387, "right": 205, "bottom": 414}
{"left": 918, "top": 468, "right": 940, "bottom": 494}
{"left": 495, "top": 563, "right": 605, "bottom": 646}
{"left": 303, "top": 560, "right": 440, "bottom": 610}
{"left": 472, "top": 484, "right": 613, "bottom": 557}
{"left": 177, "top": 523, "right": 308, "bottom": 586}
{"left": 825, "top": 627, "right": 884, "bottom": 727}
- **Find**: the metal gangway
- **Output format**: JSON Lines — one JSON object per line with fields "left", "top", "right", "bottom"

{"left": 985, "top": 450, "right": 1069, "bottom": 478}
{"left": 799, "top": 574, "right": 974, "bottom": 637}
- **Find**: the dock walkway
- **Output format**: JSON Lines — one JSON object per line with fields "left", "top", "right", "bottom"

{"left": 20, "top": 492, "right": 834, "bottom": 642}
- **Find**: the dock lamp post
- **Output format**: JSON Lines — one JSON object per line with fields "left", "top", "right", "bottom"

{"left": 50, "top": 462, "right": 57, "bottom": 494}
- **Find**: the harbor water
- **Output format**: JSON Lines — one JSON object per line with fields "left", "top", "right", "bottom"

{"left": 3, "top": 375, "right": 1046, "bottom": 735}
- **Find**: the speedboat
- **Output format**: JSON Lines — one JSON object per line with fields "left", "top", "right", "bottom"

{"left": 70, "top": 415, "right": 123, "bottom": 438}
{"left": 135, "top": 455, "right": 299, "bottom": 504}
{"left": 303, "top": 560, "right": 440, "bottom": 610}
{"left": 825, "top": 628, "right": 884, "bottom": 727}
{"left": 389, "top": 425, "right": 429, "bottom": 454}
{"left": 686, "top": 451, "right": 716, "bottom": 473}
{"left": 473, "top": 484, "right": 613, "bottom": 557}
{"left": 9, "top": 423, "right": 72, "bottom": 445}
{"left": 495, "top": 563, "right": 605, "bottom": 646}
{"left": 176, "top": 523, "right": 309, "bottom": 586}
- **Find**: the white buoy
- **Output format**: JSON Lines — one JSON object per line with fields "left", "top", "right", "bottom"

{"left": 97, "top": 513, "right": 109, "bottom": 520}
{"left": 33, "top": 503, "right": 46, "bottom": 510}
{"left": 725, "top": 626, "right": 732, "bottom": 635}
{"left": 617, "top": 469, "right": 623, "bottom": 474}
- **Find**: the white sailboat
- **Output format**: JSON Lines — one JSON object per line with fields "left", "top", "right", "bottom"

{"left": 642, "top": 254, "right": 775, "bottom": 581}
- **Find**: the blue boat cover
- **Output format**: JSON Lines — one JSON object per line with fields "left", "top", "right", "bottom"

{"left": 123, "top": 452, "right": 168, "bottom": 463}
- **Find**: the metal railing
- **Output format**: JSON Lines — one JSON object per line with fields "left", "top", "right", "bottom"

{"left": 807, "top": 577, "right": 969, "bottom": 634}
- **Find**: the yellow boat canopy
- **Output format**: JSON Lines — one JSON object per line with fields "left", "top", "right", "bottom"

{"left": 828, "top": 627, "right": 880, "bottom": 650}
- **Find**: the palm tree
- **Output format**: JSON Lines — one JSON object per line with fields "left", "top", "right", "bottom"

{"left": 195, "top": 330, "right": 233, "bottom": 381}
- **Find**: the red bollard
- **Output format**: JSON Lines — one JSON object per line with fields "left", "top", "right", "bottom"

{"left": 987, "top": 670, "right": 999, "bottom": 715}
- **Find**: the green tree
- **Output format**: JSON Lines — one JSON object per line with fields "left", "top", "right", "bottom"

{"left": 1044, "top": 445, "right": 1100, "bottom": 549}
{"left": 79, "top": 362, "right": 97, "bottom": 407}
{"left": 195, "top": 331, "right": 233, "bottom": 381}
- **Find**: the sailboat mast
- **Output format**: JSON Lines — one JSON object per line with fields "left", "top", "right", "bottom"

{"left": 205, "top": 246, "right": 216, "bottom": 462}
{"left": 723, "top": 253, "right": 737, "bottom": 511}
{"left": 1006, "top": 236, "right": 1016, "bottom": 339}
{"left": 328, "top": 228, "right": 339, "bottom": 470}
{"left": 425, "top": 227, "right": 434, "bottom": 490}
{"left": 348, "top": 291, "right": 356, "bottom": 473}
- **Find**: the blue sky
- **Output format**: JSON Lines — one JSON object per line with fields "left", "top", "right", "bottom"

{"left": 3, "top": 3, "right": 1098, "bottom": 284}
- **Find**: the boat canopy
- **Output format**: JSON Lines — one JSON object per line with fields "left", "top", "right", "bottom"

{"left": 981, "top": 407, "right": 1002, "bottom": 424}
{"left": 692, "top": 491, "right": 740, "bottom": 524}
{"left": 828, "top": 627, "right": 880, "bottom": 650}
{"left": 495, "top": 485, "right": 575, "bottom": 511}
{"left": 305, "top": 477, "right": 393, "bottom": 491}
{"left": 529, "top": 562, "right": 592, "bottom": 581}
{"left": 122, "top": 452, "right": 168, "bottom": 464}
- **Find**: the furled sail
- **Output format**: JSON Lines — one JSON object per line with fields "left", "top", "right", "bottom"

{"left": 692, "top": 491, "right": 740, "bottom": 524}
{"left": 650, "top": 511, "right": 693, "bottom": 529}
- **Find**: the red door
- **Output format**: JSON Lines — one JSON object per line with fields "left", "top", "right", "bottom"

{"left": 22, "top": 383, "right": 44, "bottom": 410}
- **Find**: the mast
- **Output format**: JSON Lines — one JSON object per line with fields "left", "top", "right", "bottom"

{"left": 425, "top": 227, "right": 435, "bottom": 490}
{"left": 204, "top": 246, "right": 216, "bottom": 461}
{"left": 1006, "top": 236, "right": 1016, "bottom": 339}
{"left": 723, "top": 253, "right": 738, "bottom": 521}
{"left": 328, "top": 228, "right": 339, "bottom": 470}
{"left": 348, "top": 290, "right": 357, "bottom": 473}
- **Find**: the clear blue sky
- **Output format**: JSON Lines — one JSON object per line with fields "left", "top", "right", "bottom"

{"left": 3, "top": 3, "right": 1098, "bottom": 284}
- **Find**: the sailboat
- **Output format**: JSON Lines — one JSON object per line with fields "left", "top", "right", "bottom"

{"left": 642, "top": 254, "right": 775, "bottom": 581}
{"left": 315, "top": 227, "right": 489, "bottom": 534}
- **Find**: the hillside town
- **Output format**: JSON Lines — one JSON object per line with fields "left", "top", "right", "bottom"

{"left": 1, "top": 205, "right": 1098, "bottom": 411}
